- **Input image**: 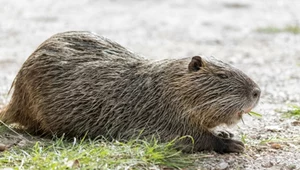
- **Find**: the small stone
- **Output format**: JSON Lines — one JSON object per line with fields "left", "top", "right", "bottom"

{"left": 262, "top": 161, "right": 273, "bottom": 168}
{"left": 72, "top": 159, "right": 80, "bottom": 168}
{"left": 270, "top": 143, "right": 282, "bottom": 149}
{"left": 292, "top": 121, "right": 300, "bottom": 126}
{"left": 218, "top": 162, "right": 229, "bottom": 170}
{"left": 66, "top": 159, "right": 80, "bottom": 168}
{"left": 250, "top": 134, "right": 261, "bottom": 140}
{"left": 265, "top": 125, "right": 283, "bottom": 132}
{"left": 287, "top": 164, "right": 297, "bottom": 170}
{"left": 17, "top": 139, "right": 27, "bottom": 147}
{"left": 0, "top": 143, "right": 7, "bottom": 151}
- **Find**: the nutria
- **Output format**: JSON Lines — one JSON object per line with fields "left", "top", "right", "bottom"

{"left": 0, "top": 31, "right": 260, "bottom": 153}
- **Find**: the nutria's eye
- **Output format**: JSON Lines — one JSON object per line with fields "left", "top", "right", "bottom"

{"left": 217, "top": 73, "right": 228, "bottom": 79}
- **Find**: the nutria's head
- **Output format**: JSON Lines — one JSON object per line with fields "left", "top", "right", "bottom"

{"left": 169, "top": 56, "right": 260, "bottom": 129}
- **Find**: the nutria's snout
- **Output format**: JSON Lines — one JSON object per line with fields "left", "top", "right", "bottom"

{"left": 239, "top": 86, "right": 261, "bottom": 118}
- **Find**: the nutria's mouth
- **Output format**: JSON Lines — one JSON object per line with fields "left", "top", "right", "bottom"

{"left": 238, "top": 106, "right": 254, "bottom": 118}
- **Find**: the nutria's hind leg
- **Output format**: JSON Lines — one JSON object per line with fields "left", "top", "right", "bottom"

{"left": 0, "top": 87, "right": 39, "bottom": 132}
{"left": 1, "top": 105, "right": 41, "bottom": 133}
{"left": 0, "top": 103, "right": 18, "bottom": 124}
{"left": 0, "top": 106, "right": 7, "bottom": 121}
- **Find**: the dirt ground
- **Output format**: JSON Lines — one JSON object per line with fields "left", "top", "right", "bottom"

{"left": 0, "top": 0, "right": 300, "bottom": 169}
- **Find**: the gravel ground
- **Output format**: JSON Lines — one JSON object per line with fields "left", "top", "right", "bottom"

{"left": 0, "top": 0, "right": 300, "bottom": 169}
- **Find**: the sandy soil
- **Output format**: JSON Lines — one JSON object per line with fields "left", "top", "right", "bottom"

{"left": 0, "top": 0, "right": 300, "bottom": 169}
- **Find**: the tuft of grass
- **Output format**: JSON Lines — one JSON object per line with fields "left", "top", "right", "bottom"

{"left": 284, "top": 25, "right": 300, "bottom": 34}
{"left": 259, "top": 136, "right": 300, "bottom": 145}
{"left": 282, "top": 104, "right": 300, "bottom": 118}
{"left": 240, "top": 133, "right": 247, "bottom": 144}
{"left": 0, "top": 136, "right": 196, "bottom": 169}
{"left": 256, "top": 25, "right": 300, "bottom": 34}
{"left": 0, "top": 125, "right": 7, "bottom": 133}
{"left": 248, "top": 111, "right": 262, "bottom": 118}
{"left": 256, "top": 27, "right": 282, "bottom": 34}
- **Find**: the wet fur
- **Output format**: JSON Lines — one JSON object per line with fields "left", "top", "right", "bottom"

{"left": 0, "top": 31, "right": 260, "bottom": 153}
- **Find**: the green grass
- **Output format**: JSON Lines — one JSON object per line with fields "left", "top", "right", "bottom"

{"left": 274, "top": 104, "right": 300, "bottom": 119}
{"left": 0, "top": 136, "right": 196, "bottom": 169}
{"left": 282, "top": 104, "right": 300, "bottom": 118}
{"left": 248, "top": 111, "right": 262, "bottom": 118}
{"left": 259, "top": 136, "right": 300, "bottom": 145}
{"left": 256, "top": 27, "right": 282, "bottom": 34}
{"left": 256, "top": 25, "right": 300, "bottom": 34}
{"left": 240, "top": 133, "right": 247, "bottom": 144}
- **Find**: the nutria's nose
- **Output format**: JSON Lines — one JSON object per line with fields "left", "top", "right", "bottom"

{"left": 252, "top": 87, "right": 261, "bottom": 99}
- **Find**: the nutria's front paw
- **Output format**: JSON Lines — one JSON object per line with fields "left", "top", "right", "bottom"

{"left": 213, "top": 138, "right": 244, "bottom": 154}
{"left": 215, "top": 130, "right": 234, "bottom": 139}
{"left": 222, "top": 139, "right": 244, "bottom": 153}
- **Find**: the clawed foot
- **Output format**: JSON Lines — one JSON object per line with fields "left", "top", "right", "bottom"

{"left": 190, "top": 130, "right": 244, "bottom": 154}
{"left": 215, "top": 138, "right": 244, "bottom": 153}
{"left": 215, "top": 130, "right": 234, "bottom": 139}
{"left": 214, "top": 131, "right": 244, "bottom": 153}
{"left": 223, "top": 139, "right": 244, "bottom": 153}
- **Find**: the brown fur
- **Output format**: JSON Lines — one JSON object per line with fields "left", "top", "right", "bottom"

{"left": 0, "top": 31, "right": 260, "bottom": 153}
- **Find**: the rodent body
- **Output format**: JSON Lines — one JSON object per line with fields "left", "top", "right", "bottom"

{"left": 0, "top": 31, "right": 260, "bottom": 153}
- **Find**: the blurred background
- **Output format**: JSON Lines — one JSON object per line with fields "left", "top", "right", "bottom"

{"left": 1, "top": 0, "right": 300, "bottom": 168}
{"left": 2, "top": 0, "right": 300, "bottom": 103}
{"left": 1, "top": 0, "right": 300, "bottom": 105}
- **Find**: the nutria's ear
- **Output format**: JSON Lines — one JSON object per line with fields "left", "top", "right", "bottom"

{"left": 188, "top": 56, "right": 203, "bottom": 72}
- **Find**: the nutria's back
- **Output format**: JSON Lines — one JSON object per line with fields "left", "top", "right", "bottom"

{"left": 0, "top": 31, "right": 260, "bottom": 153}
